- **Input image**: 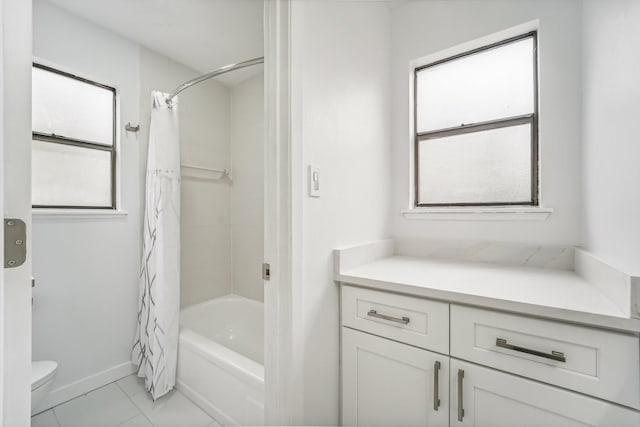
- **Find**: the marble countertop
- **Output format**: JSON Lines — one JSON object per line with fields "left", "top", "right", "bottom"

{"left": 336, "top": 255, "right": 640, "bottom": 333}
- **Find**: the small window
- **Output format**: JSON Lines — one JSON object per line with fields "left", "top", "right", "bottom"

{"left": 32, "top": 63, "right": 116, "bottom": 209}
{"left": 414, "top": 32, "right": 538, "bottom": 207}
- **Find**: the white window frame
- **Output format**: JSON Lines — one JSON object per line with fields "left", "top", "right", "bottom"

{"left": 403, "top": 20, "right": 553, "bottom": 221}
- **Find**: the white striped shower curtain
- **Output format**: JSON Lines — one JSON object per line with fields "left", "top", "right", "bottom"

{"left": 132, "top": 91, "right": 181, "bottom": 400}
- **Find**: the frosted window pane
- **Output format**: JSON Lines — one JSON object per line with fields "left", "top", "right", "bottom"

{"left": 32, "top": 67, "right": 114, "bottom": 145}
{"left": 32, "top": 140, "right": 112, "bottom": 207}
{"left": 418, "top": 124, "right": 532, "bottom": 205}
{"left": 416, "top": 37, "right": 534, "bottom": 133}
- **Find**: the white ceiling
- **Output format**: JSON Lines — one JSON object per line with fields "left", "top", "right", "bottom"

{"left": 45, "top": 0, "right": 264, "bottom": 86}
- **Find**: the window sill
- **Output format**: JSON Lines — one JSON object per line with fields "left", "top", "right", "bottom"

{"left": 32, "top": 209, "right": 128, "bottom": 220}
{"left": 401, "top": 206, "right": 553, "bottom": 221}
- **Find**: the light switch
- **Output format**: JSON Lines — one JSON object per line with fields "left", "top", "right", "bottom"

{"left": 309, "top": 165, "right": 320, "bottom": 197}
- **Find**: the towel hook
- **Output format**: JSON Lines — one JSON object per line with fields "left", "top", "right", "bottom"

{"left": 125, "top": 122, "right": 140, "bottom": 132}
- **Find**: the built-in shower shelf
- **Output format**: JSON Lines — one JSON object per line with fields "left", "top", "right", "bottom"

{"left": 180, "top": 164, "right": 230, "bottom": 181}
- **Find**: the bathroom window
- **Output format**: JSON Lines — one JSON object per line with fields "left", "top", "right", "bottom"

{"left": 414, "top": 32, "right": 538, "bottom": 207}
{"left": 32, "top": 63, "right": 117, "bottom": 209}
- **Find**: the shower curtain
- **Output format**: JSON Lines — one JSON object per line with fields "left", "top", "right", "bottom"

{"left": 132, "top": 91, "right": 181, "bottom": 400}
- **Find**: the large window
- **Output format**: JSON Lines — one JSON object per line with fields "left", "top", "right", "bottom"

{"left": 414, "top": 32, "right": 538, "bottom": 207}
{"left": 32, "top": 63, "right": 116, "bottom": 209}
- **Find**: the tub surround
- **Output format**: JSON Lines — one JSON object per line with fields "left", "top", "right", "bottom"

{"left": 334, "top": 239, "right": 640, "bottom": 333}
{"left": 229, "top": 73, "right": 265, "bottom": 303}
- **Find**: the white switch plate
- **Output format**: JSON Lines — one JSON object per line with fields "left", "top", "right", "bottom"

{"left": 308, "top": 165, "right": 320, "bottom": 197}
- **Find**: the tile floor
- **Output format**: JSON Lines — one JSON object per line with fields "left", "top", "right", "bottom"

{"left": 31, "top": 375, "right": 220, "bottom": 427}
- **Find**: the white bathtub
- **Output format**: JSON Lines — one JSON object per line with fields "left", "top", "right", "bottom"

{"left": 177, "top": 294, "right": 264, "bottom": 426}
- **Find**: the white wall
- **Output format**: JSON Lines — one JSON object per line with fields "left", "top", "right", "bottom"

{"left": 139, "top": 48, "right": 232, "bottom": 308}
{"left": 295, "top": 1, "right": 391, "bottom": 424}
{"left": 32, "top": 0, "right": 142, "bottom": 407}
{"left": 581, "top": 0, "right": 640, "bottom": 274}
{"left": 230, "top": 72, "right": 264, "bottom": 302}
{"left": 32, "top": 0, "right": 232, "bottom": 407}
{"left": 390, "top": 0, "right": 583, "bottom": 246}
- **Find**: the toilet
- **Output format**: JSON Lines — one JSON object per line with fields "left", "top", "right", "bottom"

{"left": 31, "top": 361, "right": 57, "bottom": 411}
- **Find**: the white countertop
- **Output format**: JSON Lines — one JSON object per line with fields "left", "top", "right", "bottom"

{"left": 336, "top": 255, "right": 640, "bottom": 333}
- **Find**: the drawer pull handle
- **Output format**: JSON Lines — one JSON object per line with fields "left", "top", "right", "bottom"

{"left": 366, "top": 309, "right": 410, "bottom": 325}
{"left": 433, "top": 361, "right": 441, "bottom": 411}
{"left": 496, "top": 338, "right": 566, "bottom": 363}
{"left": 457, "top": 369, "right": 464, "bottom": 422}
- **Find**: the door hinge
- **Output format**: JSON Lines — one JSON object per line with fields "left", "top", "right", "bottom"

{"left": 4, "top": 218, "right": 26, "bottom": 268}
{"left": 262, "top": 262, "right": 271, "bottom": 281}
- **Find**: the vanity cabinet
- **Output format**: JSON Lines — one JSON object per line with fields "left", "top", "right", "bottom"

{"left": 342, "top": 327, "right": 449, "bottom": 427}
{"left": 340, "top": 284, "right": 640, "bottom": 427}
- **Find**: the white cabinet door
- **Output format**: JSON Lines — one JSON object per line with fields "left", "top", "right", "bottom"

{"left": 342, "top": 327, "right": 449, "bottom": 427}
{"left": 450, "top": 359, "right": 640, "bottom": 427}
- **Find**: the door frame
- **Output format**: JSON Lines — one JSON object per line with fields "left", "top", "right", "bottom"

{"left": 0, "top": 0, "right": 4, "bottom": 420}
{"left": 0, "top": 0, "right": 302, "bottom": 424}
{"left": 1, "top": 0, "right": 33, "bottom": 425}
{"left": 263, "top": 0, "right": 305, "bottom": 424}
{"left": 0, "top": 0, "right": 299, "bottom": 424}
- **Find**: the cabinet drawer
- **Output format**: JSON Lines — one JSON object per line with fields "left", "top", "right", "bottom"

{"left": 342, "top": 285, "right": 449, "bottom": 354}
{"left": 451, "top": 304, "right": 640, "bottom": 409}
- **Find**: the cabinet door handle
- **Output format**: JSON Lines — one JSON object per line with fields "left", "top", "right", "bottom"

{"left": 366, "top": 309, "right": 410, "bottom": 325}
{"left": 457, "top": 369, "right": 465, "bottom": 422}
{"left": 433, "top": 361, "right": 441, "bottom": 411}
{"left": 496, "top": 338, "right": 566, "bottom": 363}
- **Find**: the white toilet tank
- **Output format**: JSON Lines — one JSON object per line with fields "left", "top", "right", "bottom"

{"left": 31, "top": 360, "right": 57, "bottom": 412}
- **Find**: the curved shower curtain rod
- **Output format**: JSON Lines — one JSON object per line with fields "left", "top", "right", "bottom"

{"left": 165, "top": 56, "right": 264, "bottom": 106}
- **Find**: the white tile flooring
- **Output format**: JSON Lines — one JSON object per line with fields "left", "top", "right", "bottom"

{"left": 31, "top": 375, "right": 220, "bottom": 427}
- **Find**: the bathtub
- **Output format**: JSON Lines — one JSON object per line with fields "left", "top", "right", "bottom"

{"left": 177, "top": 294, "right": 264, "bottom": 426}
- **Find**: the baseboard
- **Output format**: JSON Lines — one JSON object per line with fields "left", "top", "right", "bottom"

{"left": 176, "top": 379, "right": 237, "bottom": 426}
{"left": 33, "top": 361, "right": 137, "bottom": 415}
